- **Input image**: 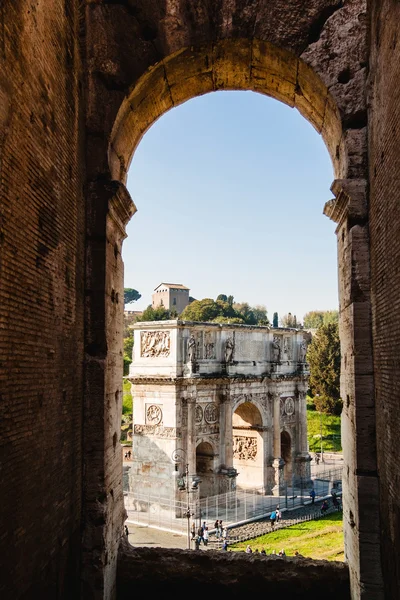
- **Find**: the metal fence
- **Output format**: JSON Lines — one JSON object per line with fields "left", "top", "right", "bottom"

{"left": 125, "top": 464, "right": 343, "bottom": 535}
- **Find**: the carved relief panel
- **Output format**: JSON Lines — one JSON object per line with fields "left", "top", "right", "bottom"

{"left": 146, "top": 404, "right": 163, "bottom": 425}
{"left": 280, "top": 397, "right": 295, "bottom": 421}
{"left": 195, "top": 405, "right": 203, "bottom": 425}
{"left": 283, "top": 337, "right": 292, "bottom": 360}
{"left": 233, "top": 436, "right": 257, "bottom": 461}
{"left": 204, "top": 402, "right": 219, "bottom": 424}
{"left": 140, "top": 331, "right": 170, "bottom": 358}
{"left": 204, "top": 331, "right": 216, "bottom": 359}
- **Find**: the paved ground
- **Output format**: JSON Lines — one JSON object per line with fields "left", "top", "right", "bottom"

{"left": 126, "top": 523, "right": 206, "bottom": 550}
{"left": 126, "top": 494, "right": 342, "bottom": 552}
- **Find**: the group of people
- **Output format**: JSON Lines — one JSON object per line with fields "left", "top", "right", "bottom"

{"left": 245, "top": 546, "right": 287, "bottom": 556}
{"left": 214, "top": 519, "right": 227, "bottom": 539}
{"left": 192, "top": 521, "right": 209, "bottom": 546}
{"left": 191, "top": 520, "right": 230, "bottom": 550}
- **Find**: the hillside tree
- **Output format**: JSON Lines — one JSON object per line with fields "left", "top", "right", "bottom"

{"left": 307, "top": 322, "right": 342, "bottom": 415}
{"left": 124, "top": 288, "right": 141, "bottom": 304}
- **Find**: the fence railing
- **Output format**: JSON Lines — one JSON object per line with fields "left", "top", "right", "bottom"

{"left": 125, "top": 465, "right": 343, "bottom": 535}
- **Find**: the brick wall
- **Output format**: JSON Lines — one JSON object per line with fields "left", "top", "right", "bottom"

{"left": 369, "top": 1, "right": 400, "bottom": 597}
{"left": 0, "top": 1, "right": 84, "bottom": 597}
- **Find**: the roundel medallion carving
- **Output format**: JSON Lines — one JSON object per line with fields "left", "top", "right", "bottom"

{"left": 204, "top": 403, "right": 218, "bottom": 424}
{"left": 284, "top": 397, "right": 295, "bottom": 416}
{"left": 146, "top": 404, "right": 162, "bottom": 425}
{"left": 195, "top": 405, "right": 203, "bottom": 424}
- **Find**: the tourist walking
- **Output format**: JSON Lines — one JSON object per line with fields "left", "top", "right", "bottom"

{"left": 270, "top": 509, "right": 277, "bottom": 529}
{"left": 203, "top": 527, "right": 209, "bottom": 546}
{"left": 197, "top": 525, "right": 204, "bottom": 545}
{"left": 310, "top": 489, "right": 316, "bottom": 504}
{"left": 276, "top": 507, "right": 282, "bottom": 523}
{"left": 191, "top": 522, "right": 196, "bottom": 540}
{"left": 214, "top": 519, "right": 220, "bottom": 538}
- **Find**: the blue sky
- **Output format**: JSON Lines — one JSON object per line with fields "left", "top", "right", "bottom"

{"left": 123, "top": 90, "right": 338, "bottom": 323}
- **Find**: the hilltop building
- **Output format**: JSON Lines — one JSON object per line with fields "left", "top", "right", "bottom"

{"left": 152, "top": 283, "right": 190, "bottom": 314}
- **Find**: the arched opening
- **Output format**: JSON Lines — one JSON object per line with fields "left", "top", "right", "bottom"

{"left": 107, "top": 35, "right": 375, "bottom": 596}
{"left": 119, "top": 41, "right": 338, "bottom": 527}
{"left": 232, "top": 402, "right": 264, "bottom": 490}
{"left": 196, "top": 441, "right": 214, "bottom": 499}
{"left": 281, "top": 430, "right": 292, "bottom": 482}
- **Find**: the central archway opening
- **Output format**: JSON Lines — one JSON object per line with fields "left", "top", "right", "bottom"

{"left": 112, "top": 39, "right": 344, "bottom": 560}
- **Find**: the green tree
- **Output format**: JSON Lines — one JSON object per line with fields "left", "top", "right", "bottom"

{"left": 124, "top": 288, "right": 141, "bottom": 304}
{"left": 233, "top": 302, "right": 257, "bottom": 324}
{"left": 281, "top": 312, "right": 297, "bottom": 328}
{"left": 251, "top": 305, "right": 269, "bottom": 325}
{"left": 212, "top": 316, "right": 245, "bottom": 324}
{"left": 216, "top": 294, "right": 228, "bottom": 302}
{"left": 303, "top": 310, "right": 338, "bottom": 329}
{"left": 323, "top": 310, "right": 339, "bottom": 325}
{"left": 136, "top": 305, "right": 171, "bottom": 321}
{"left": 273, "top": 312, "right": 279, "bottom": 328}
{"left": 123, "top": 334, "right": 134, "bottom": 375}
{"left": 179, "top": 298, "right": 222, "bottom": 322}
{"left": 307, "top": 322, "right": 342, "bottom": 415}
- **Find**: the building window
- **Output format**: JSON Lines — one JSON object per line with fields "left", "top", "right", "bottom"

{"left": 173, "top": 298, "right": 177, "bottom": 305}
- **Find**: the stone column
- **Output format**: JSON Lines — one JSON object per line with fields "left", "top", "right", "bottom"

{"left": 187, "top": 392, "right": 197, "bottom": 478}
{"left": 224, "top": 392, "right": 233, "bottom": 469}
{"left": 272, "top": 393, "right": 284, "bottom": 495}
{"left": 324, "top": 179, "right": 383, "bottom": 598}
{"left": 83, "top": 180, "right": 136, "bottom": 597}
{"left": 273, "top": 393, "right": 281, "bottom": 459}
{"left": 218, "top": 391, "right": 227, "bottom": 468}
{"left": 295, "top": 389, "right": 311, "bottom": 485}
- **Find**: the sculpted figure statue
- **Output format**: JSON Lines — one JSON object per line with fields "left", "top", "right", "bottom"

{"left": 225, "top": 337, "right": 234, "bottom": 363}
{"left": 271, "top": 336, "right": 281, "bottom": 363}
{"left": 298, "top": 339, "right": 308, "bottom": 362}
{"left": 187, "top": 334, "right": 196, "bottom": 362}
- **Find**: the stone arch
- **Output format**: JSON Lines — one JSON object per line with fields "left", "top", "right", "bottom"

{"left": 109, "top": 39, "right": 348, "bottom": 186}
{"left": 84, "top": 7, "right": 376, "bottom": 598}
{"left": 232, "top": 400, "right": 264, "bottom": 490}
{"left": 281, "top": 430, "right": 292, "bottom": 482}
{"left": 196, "top": 440, "right": 214, "bottom": 499}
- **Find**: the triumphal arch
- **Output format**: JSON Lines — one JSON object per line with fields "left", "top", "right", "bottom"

{"left": 2, "top": 1, "right": 400, "bottom": 599}
{"left": 128, "top": 321, "right": 311, "bottom": 502}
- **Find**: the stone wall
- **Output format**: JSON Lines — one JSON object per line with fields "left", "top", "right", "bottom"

{"left": 369, "top": 1, "right": 400, "bottom": 597}
{"left": 0, "top": 1, "right": 84, "bottom": 597}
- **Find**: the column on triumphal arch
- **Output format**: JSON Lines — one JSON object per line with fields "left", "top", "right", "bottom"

{"left": 186, "top": 390, "right": 197, "bottom": 480}
{"left": 272, "top": 391, "right": 285, "bottom": 495}
{"left": 294, "top": 388, "right": 312, "bottom": 485}
{"left": 218, "top": 389, "right": 233, "bottom": 471}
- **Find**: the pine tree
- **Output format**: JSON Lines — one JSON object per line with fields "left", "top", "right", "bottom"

{"left": 307, "top": 322, "right": 342, "bottom": 415}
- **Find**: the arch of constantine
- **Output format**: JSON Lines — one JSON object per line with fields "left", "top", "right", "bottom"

{"left": 128, "top": 321, "right": 311, "bottom": 503}
{"left": 1, "top": 1, "right": 400, "bottom": 599}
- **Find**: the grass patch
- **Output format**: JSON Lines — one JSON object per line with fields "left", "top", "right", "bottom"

{"left": 229, "top": 511, "right": 344, "bottom": 561}
{"left": 307, "top": 398, "right": 342, "bottom": 453}
{"left": 122, "top": 378, "right": 133, "bottom": 414}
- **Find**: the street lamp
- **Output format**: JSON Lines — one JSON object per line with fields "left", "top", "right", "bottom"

{"left": 315, "top": 394, "right": 324, "bottom": 462}
{"left": 171, "top": 448, "right": 200, "bottom": 550}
